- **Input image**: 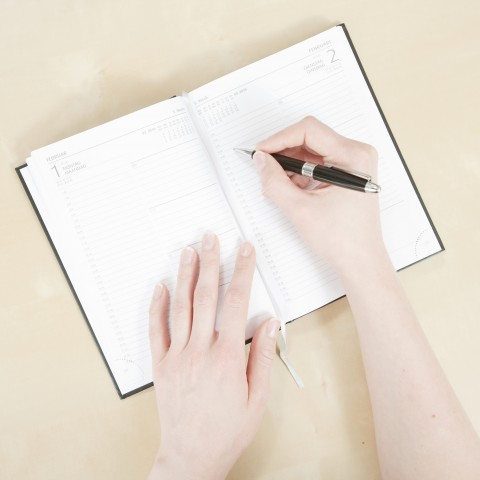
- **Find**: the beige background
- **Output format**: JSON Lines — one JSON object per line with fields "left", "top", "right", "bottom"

{"left": 1, "top": 0, "right": 479, "bottom": 478}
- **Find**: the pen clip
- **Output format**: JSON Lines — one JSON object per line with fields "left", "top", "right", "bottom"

{"left": 323, "top": 162, "right": 372, "bottom": 181}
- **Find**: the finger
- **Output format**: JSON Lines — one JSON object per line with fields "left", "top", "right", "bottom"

{"left": 289, "top": 173, "right": 311, "bottom": 188}
{"left": 269, "top": 146, "right": 323, "bottom": 164}
{"left": 256, "top": 116, "right": 340, "bottom": 158}
{"left": 149, "top": 283, "right": 170, "bottom": 363}
{"left": 170, "top": 246, "right": 199, "bottom": 351}
{"left": 254, "top": 151, "right": 306, "bottom": 215}
{"left": 190, "top": 232, "right": 220, "bottom": 346}
{"left": 246, "top": 318, "right": 280, "bottom": 414}
{"left": 271, "top": 147, "right": 325, "bottom": 188}
{"left": 218, "top": 241, "right": 256, "bottom": 346}
{"left": 276, "top": 146, "right": 308, "bottom": 160}
{"left": 343, "top": 140, "right": 379, "bottom": 180}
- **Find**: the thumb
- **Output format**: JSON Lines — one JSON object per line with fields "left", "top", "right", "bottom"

{"left": 253, "top": 151, "right": 306, "bottom": 214}
{"left": 246, "top": 318, "right": 280, "bottom": 412}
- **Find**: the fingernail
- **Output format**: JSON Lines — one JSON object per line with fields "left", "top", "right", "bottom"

{"left": 253, "top": 151, "right": 267, "bottom": 171}
{"left": 181, "top": 246, "right": 195, "bottom": 264}
{"left": 202, "top": 231, "right": 216, "bottom": 251}
{"left": 240, "top": 241, "right": 253, "bottom": 257}
{"left": 153, "top": 283, "right": 164, "bottom": 299}
{"left": 267, "top": 318, "right": 280, "bottom": 338}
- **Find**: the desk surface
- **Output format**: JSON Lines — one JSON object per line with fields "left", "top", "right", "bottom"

{"left": 1, "top": 1, "right": 479, "bottom": 478}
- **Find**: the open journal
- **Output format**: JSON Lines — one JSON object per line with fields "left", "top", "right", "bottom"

{"left": 17, "top": 24, "right": 443, "bottom": 398}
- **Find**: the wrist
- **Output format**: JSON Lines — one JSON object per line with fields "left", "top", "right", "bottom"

{"left": 334, "top": 241, "right": 393, "bottom": 286}
{"left": 148, "top": 449, "right": 229, "bottom": 480}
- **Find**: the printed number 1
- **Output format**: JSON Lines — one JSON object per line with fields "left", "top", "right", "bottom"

{"left": 51, "top": 165, "right": 60, "bottom": 177}
{"left": 327, "top": 49, "right": 339, "bottom": 63}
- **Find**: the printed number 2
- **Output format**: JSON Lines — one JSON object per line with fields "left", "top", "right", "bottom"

{"left": 51, "top": 165, "right": 60, "bottom": 177}
{"left": 327, "top": 49, "right": 339, "bottom": 63}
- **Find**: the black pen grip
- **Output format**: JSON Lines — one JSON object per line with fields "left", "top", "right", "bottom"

{"left": 271, "top": 153, "right": 367, "bottom": 189}
{"left": 270, "top": 153, "right": 304, "bottom": 175}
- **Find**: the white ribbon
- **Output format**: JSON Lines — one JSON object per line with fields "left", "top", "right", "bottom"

{"left": 278, "top": 319, "right": 304, "bottom": 388}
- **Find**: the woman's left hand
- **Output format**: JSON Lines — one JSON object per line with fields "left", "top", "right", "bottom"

{"left": 147, "top": 233, "right": 280, "bottom": 480}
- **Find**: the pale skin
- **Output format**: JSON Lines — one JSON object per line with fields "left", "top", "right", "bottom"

{"left": 148, "top": 116, "right": 480, "bottom": 479}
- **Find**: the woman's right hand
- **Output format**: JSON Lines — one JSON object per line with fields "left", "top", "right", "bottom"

{"left": 254, "top": 116, "right": 386, "bottom": 275}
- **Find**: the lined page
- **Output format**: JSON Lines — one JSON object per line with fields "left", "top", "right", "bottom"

{"left": 26, "top": 96, "right": 274, "bottom": 397}
{"left": 188, "top": 25, "right": 442, "bottom": 321}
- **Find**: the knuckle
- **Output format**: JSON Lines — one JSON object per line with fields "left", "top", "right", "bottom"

{"left": 360, "top": 142, "right": 378, "bottom": 160}
{"left": 352, "top": 140, "right": 377, "bottom": 161}
{"left": 177, "top": 267, "right": 194, "bottom": 283}
{"left": 193, "top": 286, "right": 215, "bottom": 307}
{"left": 184, "top": 345, "right": 206, "bottom": 367}
{"left": 200, "top": 253, "right": 219, "bottom": 268}
{"left": 303, "top": 115, "right": 318, "bottom": 126}
{"left": 259, "top": 345, "right": 275, "bottom": 366}
{"left": 216, "top": 347, "right": 240, "bottom": 372}
{"left": 161, "top": 356, "right": 199, "bottom": 388}
{"left": 235, "top": 255, "right": 254, "bottom": 273}
{"left": 170, "top": 301, "right": 188, "bottom": 318}
{"left": 224, "top": 287, "right": 246, "bottom": 309}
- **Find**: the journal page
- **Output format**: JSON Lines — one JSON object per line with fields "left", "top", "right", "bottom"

{"left": 26, "top": 96, "right": 274, "bottom": 397}
{"left": 188, "top": 25, "right": 442, "bottom": 321}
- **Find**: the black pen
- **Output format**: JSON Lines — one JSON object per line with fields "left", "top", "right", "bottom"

{"left": 234, "top": 148, "right": 381, "bottom": 193}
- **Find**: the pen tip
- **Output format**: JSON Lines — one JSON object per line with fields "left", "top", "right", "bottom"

{"left": 365, "top": 181, "right": 381, "bottom": 193}
{"left": 233, "top": 147, "right": 254, "bottom": 157}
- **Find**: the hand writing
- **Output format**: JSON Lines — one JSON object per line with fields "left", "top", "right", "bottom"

{"left": 255, "top": 116, "right": 384, "bottom": 275}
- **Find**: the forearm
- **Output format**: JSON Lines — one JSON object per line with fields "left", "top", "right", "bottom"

{"left": 339, "top": 247, "right": 480, "bottom": 480}
{"left": 254, "top": 117, "right": 480, "bottom": 477}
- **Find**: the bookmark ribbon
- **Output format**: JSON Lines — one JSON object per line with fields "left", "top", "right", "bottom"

{"left": 278, "top": 318, "right": 304, "bottom": 389}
